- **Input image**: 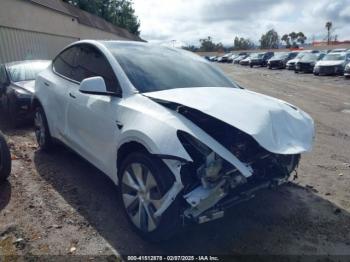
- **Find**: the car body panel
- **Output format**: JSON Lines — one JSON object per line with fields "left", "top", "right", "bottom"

{"left": 314, "top": 52, "right": 350, "bottom": 75}
{"left": 144, "top": 87, "right": 314, "bottom": 155}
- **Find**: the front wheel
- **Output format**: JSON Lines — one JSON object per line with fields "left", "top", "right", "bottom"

{"left": 119, "top": 152, "right": 181, "bottom": 242}
{"left": 34, "top": 107, "right": 53, "bottom": 151}
{"left": 0, "top": 132, "right": 11, "bottom": 183}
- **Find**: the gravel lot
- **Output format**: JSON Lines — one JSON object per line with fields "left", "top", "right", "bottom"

{"left": 0, "top": 63, "right": 350, "bottom": 257}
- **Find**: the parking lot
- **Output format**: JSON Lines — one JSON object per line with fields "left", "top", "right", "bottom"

{"left": 0, "top": 63, "right": 350, "bottom": 256}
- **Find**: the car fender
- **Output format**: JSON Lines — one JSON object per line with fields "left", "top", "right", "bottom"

{"left": 116, "top": 94, "right": 254, "bottom": 178}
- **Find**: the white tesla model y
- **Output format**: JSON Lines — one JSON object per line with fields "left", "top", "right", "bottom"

{"left": 33, "top": 40, "right": 315, "bottom": 241}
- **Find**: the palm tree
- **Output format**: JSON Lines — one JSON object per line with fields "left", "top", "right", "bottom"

{"left": 326, "top": 21, "right": 333, "bottom": 45}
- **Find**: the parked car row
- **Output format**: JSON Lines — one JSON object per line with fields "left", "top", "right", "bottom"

{"left": 211, "top": 49, "right": 350, "bottom": 78}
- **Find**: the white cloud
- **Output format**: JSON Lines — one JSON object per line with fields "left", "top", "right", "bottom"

{"left": 132, "top": 0, "right": 350, "bottom": 46}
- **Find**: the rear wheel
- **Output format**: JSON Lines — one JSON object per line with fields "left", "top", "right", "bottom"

{"left": 34, "top": 106, "right": 52, "bottom": 151}
{"left": 0, "top": 132, "right": 11, "bottom": 183}
{"left": 119, "top": 152, "right": 181, "bottom": 242}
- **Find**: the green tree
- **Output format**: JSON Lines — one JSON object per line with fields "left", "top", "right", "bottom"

{"left": 289, "top": 32, "right": 297, "bottom": 44}
{"left": 260, "top": 29, "right": 279, "bottom": 49}
{"left": 63, "top": 0, "right": 140, "bottom": 36}
{"left": 233, "top": 36, "right": 254, "bottom": 50}
{"left": 297, "top": 32, "right": 307, "bottom": 45}
{"left": 199, "top": 36, "right": 217, "bottom": 52}
{"left": 281, "top": 34, "right": 291, "bottom": 48}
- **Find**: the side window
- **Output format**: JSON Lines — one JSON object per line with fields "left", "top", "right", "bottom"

{"left": 73, "top": 45, "right": 120, "bottom": 93}
{"left": 53, "top": 47, "right": 78, "bottom": 79}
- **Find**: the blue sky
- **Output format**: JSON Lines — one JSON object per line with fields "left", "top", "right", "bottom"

{"left": 132, "top": 0, "right": 350, "bottom": 46}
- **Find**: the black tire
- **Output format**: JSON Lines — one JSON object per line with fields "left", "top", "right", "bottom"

{"left": 250, "top": 64, "right": 253, "bottom": 68}
{"left": 0, "top": 132, "right": 11, "bottom": 183}
{"left": 5, "top": 95, "right": 19, "bottom": 128}
{"left": 118, "top": 151, "right": 181, "bottom": 242}
{"left": 34, "top": 106, "right": 53, "bottom": 151}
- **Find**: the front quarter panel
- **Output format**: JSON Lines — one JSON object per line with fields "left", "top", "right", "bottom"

{"left": 116, "top": 94, "right": 254, "bottom": 179}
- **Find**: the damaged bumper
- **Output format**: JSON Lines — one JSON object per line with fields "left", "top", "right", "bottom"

{"left": 183, "top": 173, "right": 289, "bottom": 223}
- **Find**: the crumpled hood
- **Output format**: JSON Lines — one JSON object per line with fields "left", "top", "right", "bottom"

{"left": 145, "top": 87, "right": 315, "bottom": 155}
{"left": 316, "top": 60, "right": 344, "bottom": 66}
{"left": 14, "top": 80, "right": 35, "bottom": 93}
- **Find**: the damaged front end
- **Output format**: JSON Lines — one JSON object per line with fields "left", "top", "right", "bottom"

{"left": 176, "top": 106, "right": 300, "bottom": 224}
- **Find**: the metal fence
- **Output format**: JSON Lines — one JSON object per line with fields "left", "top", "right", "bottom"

{"left": 0, "top": 26, "right": 78, "bottom": 63}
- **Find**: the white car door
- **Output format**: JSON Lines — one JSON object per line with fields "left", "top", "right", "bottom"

{"left": 40, "top": 46, "right": 79, "bottom": 141}
{"left": 65, "top": 44, "right": 122, "bottom": 177}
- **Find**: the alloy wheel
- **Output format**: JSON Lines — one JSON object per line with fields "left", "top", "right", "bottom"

{"left": 34, "top": 111, "right": 46, "bottom": 147}
{"left": 121, "top": 163, "right": 163, "bottom": 232}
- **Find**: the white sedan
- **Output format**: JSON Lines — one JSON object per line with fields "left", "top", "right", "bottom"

{"left": 33, "top": 40, "right": 315, "bottom": 241}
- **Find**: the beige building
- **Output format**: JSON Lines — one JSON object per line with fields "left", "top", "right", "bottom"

{"left": 0, "top": 0, "right": 143, "bottom": 63}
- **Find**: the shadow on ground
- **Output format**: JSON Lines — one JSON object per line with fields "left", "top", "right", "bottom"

{"left": 33, "top": 146, "right": 350, "bottom": 255}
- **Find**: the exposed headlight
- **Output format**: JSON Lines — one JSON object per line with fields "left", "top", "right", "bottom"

{"left": 14, "top": 89, "right": 31, "bottom": 98}
{"left": 177, "top": 131, "right": 223, "bottom": 183}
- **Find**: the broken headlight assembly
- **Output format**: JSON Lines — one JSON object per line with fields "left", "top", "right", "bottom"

{"left": 178, "top": 131, "right": 224, "bottom": 183}
{"left": 177, "top": 130, "right": 248, "bottom": 191}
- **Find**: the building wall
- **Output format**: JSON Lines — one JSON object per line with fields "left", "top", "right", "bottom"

{"left": 0, "top": 0, "right": 132, "bottom": 63}
{"left": 0, "top": 26, "right": 78, "bottom": 63}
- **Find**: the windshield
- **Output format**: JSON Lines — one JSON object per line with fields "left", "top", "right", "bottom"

{"left": 272, "top": 52, "right": 288, "bottom": 59}
{"left": 322, "top": 53, "right": 346, "bottom": 61}
{"left": 295, "top": 52, "right": 306, "bottom": 59}
{"left": 8, "top": 61, "right": 50, "bottom": 82}
{"left": 104, "top": 42, "right": 237, "bottom": 93}
{"left": 251, "top": 53, "right": 264, "bottom": 59}
{"left": 301, "top": 53, "right": 318, "bottom": 61}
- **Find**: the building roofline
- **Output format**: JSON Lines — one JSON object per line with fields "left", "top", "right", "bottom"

{"left": 27, "top": 0, "right": 144, "bottom": 41}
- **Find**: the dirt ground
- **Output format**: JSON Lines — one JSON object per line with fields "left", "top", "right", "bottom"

{"left": 0, "top": 64, "right": 350, "bottom": 257}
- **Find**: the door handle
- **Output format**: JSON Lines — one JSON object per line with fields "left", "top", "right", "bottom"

{"left": 44, "top": 82, "right": 50, "bottom": 87}
{"left": 69, "top": 93, "right": 76, "bottom": 99}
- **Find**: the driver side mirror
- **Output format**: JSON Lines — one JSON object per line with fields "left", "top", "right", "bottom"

{"left": 79, "top": 76, "right": 107, "bottom": 95}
